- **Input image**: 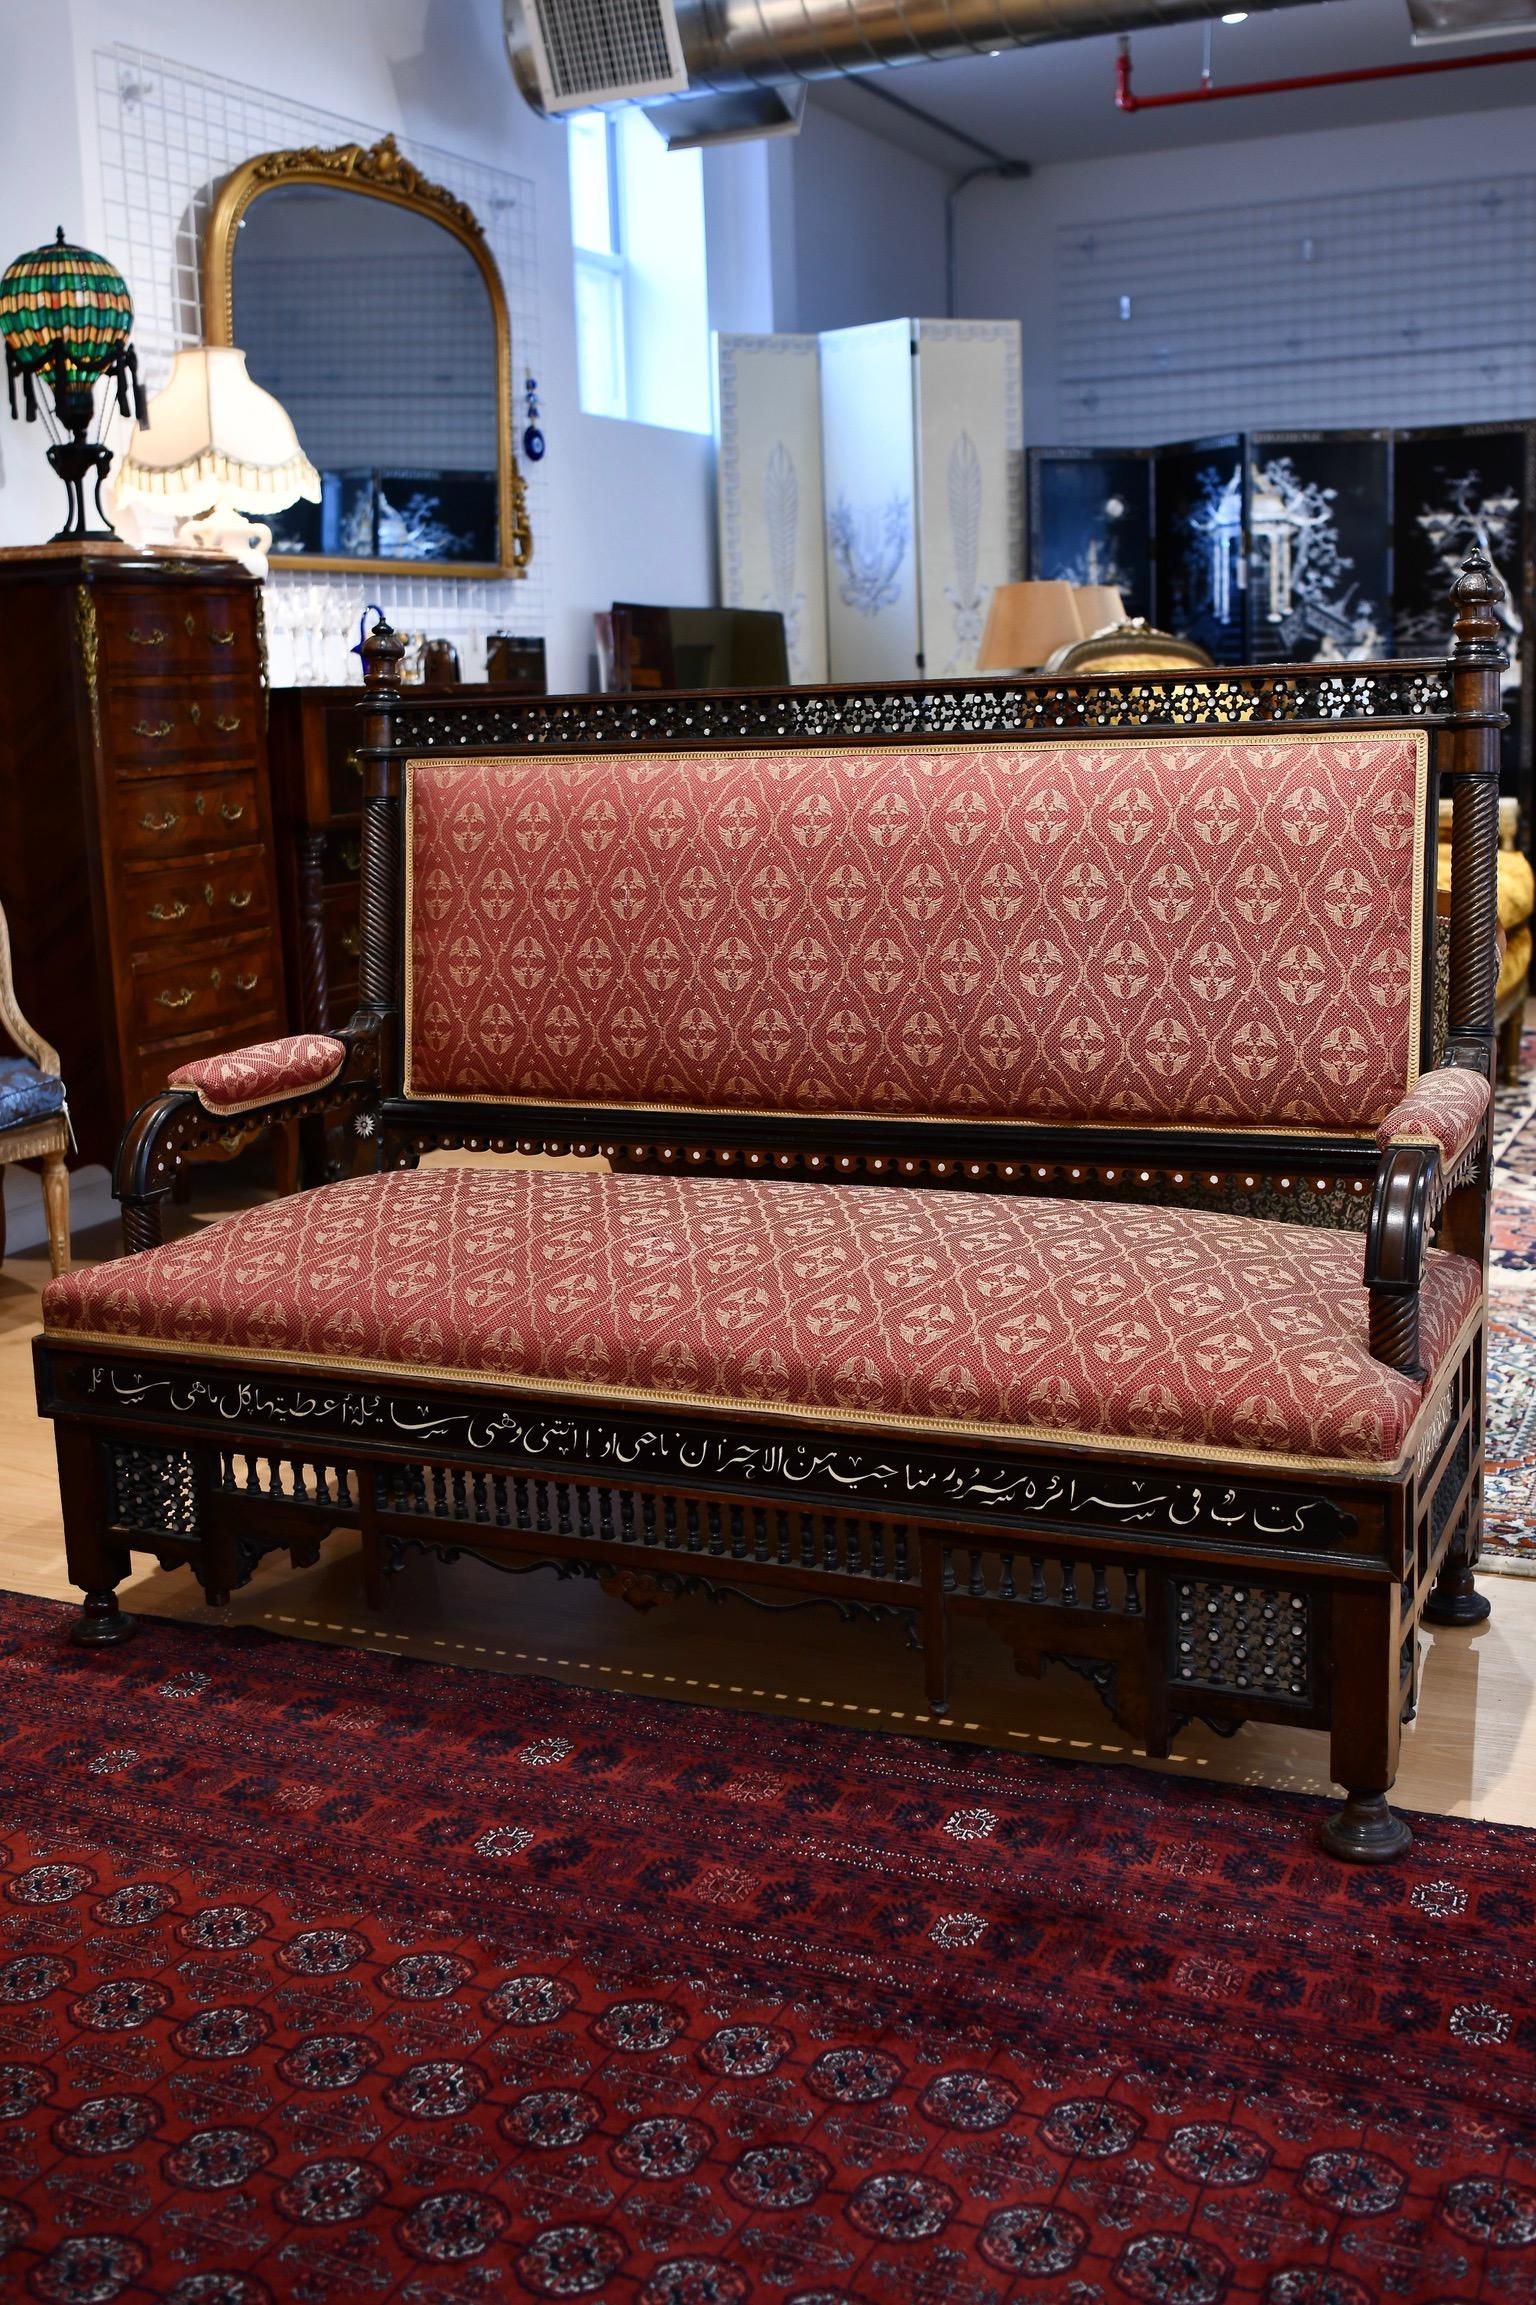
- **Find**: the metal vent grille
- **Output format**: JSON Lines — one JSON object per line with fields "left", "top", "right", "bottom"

{"left": 1407, "top": 0, "right": 1536, "bottom": 43}
{"left": 522, "top": 0, "right": 687, "bottom": 109}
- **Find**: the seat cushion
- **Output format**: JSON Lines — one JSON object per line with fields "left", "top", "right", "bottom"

{"left": 0, "top": 1056, "right": 65, "bottom": 1133}
{"left": 43, "top": 1169, "right": 1480, "bottom": 1472}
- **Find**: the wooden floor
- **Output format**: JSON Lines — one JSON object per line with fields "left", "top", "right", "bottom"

{"left": 5, "top": 1161, "right": 1536, "bottom": 1831}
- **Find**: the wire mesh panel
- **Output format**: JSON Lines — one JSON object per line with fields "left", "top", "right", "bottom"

{"left": 92, "top": 44, "right": 547, "bottom": 670}
{"left": 1056, "top": 175, "right": 1536, "bottom": 445}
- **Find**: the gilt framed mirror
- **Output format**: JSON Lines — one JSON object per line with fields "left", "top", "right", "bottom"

{"left": 204, "top": 135, "right": 531, "bottom": 578}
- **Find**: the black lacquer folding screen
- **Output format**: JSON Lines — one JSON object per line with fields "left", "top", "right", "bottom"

{"left": 1026, "top": 448, "right": 1156, "bottom": 622}
{"left": 1029, "top": 422, "right": 1534, "bottom": 823}
{"left": 1392, "top": 425, "right": 1534, "bottom": 798}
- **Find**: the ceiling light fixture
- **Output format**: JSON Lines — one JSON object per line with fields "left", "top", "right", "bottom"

{"left": 1221, "top": 10, "right": 1249, "bottom": 19}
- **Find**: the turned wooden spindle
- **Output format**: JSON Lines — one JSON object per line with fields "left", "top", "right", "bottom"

{"left": 1446, "top": 549, "right": 1507, "bottom": 1075}
{"left": 354, "top": 610, "right": 406, "bottom": 1085}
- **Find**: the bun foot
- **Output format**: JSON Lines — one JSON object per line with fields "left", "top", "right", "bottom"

{"left": 1423, "top": 1564, "right": 1491, "bottom": 1627}
{"left": 71, "top": 1590, "right": 137, "bottom": 1647}
{"left": 1318, "top": 1791, "right": 1413, "bottom": 1865}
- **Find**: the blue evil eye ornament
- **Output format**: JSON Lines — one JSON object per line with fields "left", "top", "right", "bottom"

{"left": 522, "top": 375, "right": 545, "bottom": 462}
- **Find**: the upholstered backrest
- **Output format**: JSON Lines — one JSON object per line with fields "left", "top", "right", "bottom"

{"left": 404, "top": 731, "right": 1429, "bottom": 1133}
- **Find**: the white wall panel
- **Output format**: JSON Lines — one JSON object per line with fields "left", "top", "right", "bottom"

{"left": 954, "top": 102, "right": 1536, "bottom": 452}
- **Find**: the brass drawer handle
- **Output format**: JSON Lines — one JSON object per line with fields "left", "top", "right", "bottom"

{"left": 214, "top": 713, "right": 242, "bottom": 734}
{"left": 348, "top": 751, "right": 363, "bottom": 778}
{"left": 133, "top": 719, "right": 174, "bottom": 741}
{"left": 210, "top": 627, "right": 235, "bottom": 646}
{"left": 125, "top": 626, "right": 168, "bottom": 648}
{"left": 140, "top": 808, "right": 179, "bottom": 835}
{"left": 228, "top": 887, "right": 254, "bottom": 910}
{"left": 341, "top": 926, "right": 361, "bottom": 958}
{"left": 339, "top": 840, "right": 360, "bottom": 872}
{"left": 156, "top": 986, "right": 195, "bottom": 1011}
{"left": 147, "top": 897, "right": 189, "bottom": 923}
{"left": 235, "top": 970, "right": 259, "bottom": 994}
{"left": 219, "top": 801, "right": 245, "bottom": 825}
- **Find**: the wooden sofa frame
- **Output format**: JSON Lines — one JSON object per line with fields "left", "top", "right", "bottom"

{"left": 33, "top": 556, "right": 1508, "bottom": 1863}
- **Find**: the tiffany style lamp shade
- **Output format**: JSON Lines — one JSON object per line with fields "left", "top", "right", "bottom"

{"left": 0, "top": 227, "right": 148, "bottom": 540}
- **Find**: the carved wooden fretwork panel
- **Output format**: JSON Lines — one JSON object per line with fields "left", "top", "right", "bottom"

{"left": 1171, "top": 1578, "right": 1312, "bottom": 1703}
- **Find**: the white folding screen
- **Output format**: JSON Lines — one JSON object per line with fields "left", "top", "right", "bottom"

{"left": 718, "top": 319, "right": 1022, "bottom": 684}
{"left": 714, "top": 334, "right": 829, "bottom": 684}
{"left": 910, "top": 320, "right": 1024, "bottom": 679}
{"left": 819, "top": 320, "right": 923, "bottom": 683}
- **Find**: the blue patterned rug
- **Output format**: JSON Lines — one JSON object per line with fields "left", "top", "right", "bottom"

{"left": 1485, "top": 1013, "right": 1536, "bottom": 1566}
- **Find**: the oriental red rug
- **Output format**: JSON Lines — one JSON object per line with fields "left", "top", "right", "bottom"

{"left": 2, "top": 1593, "right": 1535, "bottom": 2305}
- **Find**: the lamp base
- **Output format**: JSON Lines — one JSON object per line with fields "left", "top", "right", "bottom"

{"left": 175, "top": 502, "right": 273, "bottom": 579}
{"left": 47, "top": 438, "right": 118, "bottom": 542}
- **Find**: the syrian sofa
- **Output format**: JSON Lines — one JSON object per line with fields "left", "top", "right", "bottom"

{"left": 34, "top": 555, "right": 1509, "bottom": 1864}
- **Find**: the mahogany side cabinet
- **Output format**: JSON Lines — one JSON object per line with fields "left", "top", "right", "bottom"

{"left": 268, "top": 682, "right": 544, "bottom": 1032}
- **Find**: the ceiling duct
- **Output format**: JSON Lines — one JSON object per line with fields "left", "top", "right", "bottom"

{"left": 1407, "top": 0, "right": 1536, "bottom": 42}
{"left": 506, "top": 0, "right": 1321, "bottom": 128}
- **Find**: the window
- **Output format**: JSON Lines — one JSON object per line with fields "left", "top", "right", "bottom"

{"left": 568, "top": 109, "right": 710, "bottom": 433}
{"left": 569, "top": 112, "right": 626, "bottom": 419}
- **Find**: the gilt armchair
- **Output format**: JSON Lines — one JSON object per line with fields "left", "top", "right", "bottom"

{"left": 0, "top": 897, "right": 70, "bottom": 1277}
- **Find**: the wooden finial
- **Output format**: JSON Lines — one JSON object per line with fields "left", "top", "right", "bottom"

{"left": 1450, "top": 548, "right": 1508, "bottom": 664}
{"left": 358, "top": 606, "right": 406, "bottom": 691}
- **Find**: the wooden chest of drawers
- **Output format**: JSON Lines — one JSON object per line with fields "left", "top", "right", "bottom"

{"left": 0, "top": 545, "right": 286, "bottom": 1171}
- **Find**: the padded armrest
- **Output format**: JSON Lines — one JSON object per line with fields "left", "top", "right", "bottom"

{"left": 1375, "top": 1067, "right": 1491, "bottom": 1170}
{"left": 167, "top": 1033, "right": 347, "bottom": 1118}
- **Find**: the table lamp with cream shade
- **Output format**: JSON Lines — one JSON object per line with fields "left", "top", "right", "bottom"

{"left": 977, "top": 581, "right": 1130, "bottom": 672}
{"left": 113, "top": 345, "right": 319, "bottom": 576}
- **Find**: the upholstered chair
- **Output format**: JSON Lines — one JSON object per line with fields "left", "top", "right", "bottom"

{"left": 0, "top": 899, "right": 70, "bottom": 1276}
{"left": 1044, "top": 620, "right": 1216, "bottom": 675}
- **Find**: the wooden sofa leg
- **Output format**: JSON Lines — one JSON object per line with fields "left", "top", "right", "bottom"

{"left": 1319, "top": 1791, "right": 1413, "bottom": 1864}
{"left": 1424, "top": 1560, "right": 1491, "bottom": 1626}
{"left": 56, "top": 1428, "right": 136, "bottom": 1646}
{"left": 74, "top": 1589, "right": 137, "bottom": 1647}
{"left": 1318, "top": 1584, "right": 1411, "bottom": 1863}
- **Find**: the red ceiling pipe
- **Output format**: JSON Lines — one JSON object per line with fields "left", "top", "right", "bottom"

{"left": 1115, "top": 34, "right": 1536, "bottom": 111}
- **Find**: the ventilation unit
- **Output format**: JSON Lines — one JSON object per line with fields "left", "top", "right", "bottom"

{"left": 1407, "top": 0, "right": 1536, "bottom": 40}
{"left": 519, "top": 0, "right": 688, "bottom": 111}
{"left": 509, "top": 1, "right": 1322, "bottom": 124}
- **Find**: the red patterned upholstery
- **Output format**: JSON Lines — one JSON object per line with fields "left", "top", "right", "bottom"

{"left": 405, "top": 735, "right": 1428, "bottom": 1132}
{"left": 168, "top": 1034, "right": 346, "bottom": 1117}
{"left": 1376, "top": 1066, "right": 1491, "bottom": 1167}
{"left": 43, "top": 1169, "right": 1478, "bottom": 1470}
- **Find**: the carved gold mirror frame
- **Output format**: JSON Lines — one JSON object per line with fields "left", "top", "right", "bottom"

{"left": 203, "top": 135, "right": 532, "bottom": 580}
